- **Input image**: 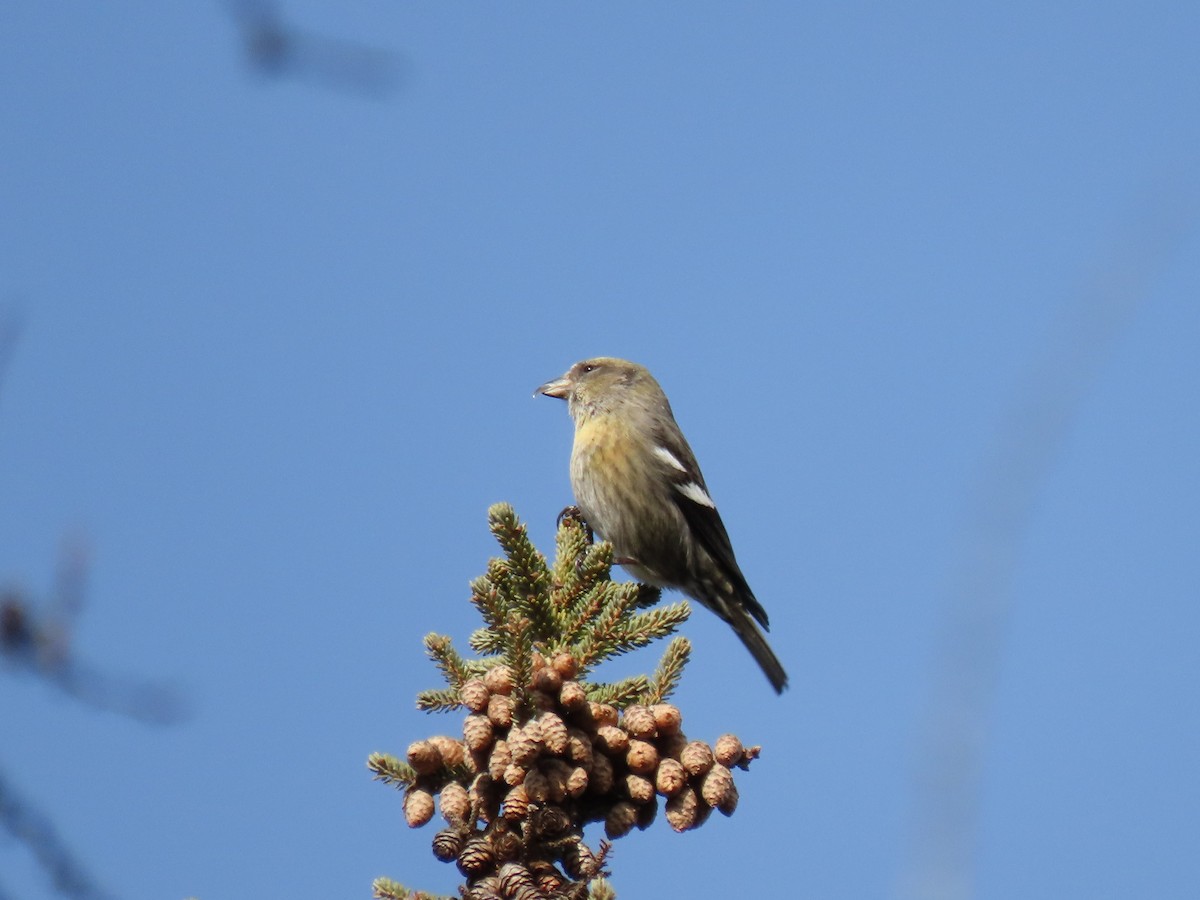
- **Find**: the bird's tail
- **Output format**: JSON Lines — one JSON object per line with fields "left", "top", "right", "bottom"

{"left": 726, "top": 600, "right": 789, "bottom": 694}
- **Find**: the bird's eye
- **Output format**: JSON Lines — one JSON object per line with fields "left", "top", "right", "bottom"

{"left": 580, "top": 364, "right": 597, "bottom": 374}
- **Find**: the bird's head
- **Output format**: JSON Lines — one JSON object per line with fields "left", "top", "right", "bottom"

{"left": 536, "top": 357, "right": 663, "bottom": 421}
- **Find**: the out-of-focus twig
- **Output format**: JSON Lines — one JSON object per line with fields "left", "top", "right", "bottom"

{"left": 224, "top": 0, "right": 404, "bottom": 97}
{"left": 902, "top": 196, "right": 1196, "bottom": 900}
{"left": 0, "top": 767, "right": 115, "bottom": 900}
{"left": 0, "top": 311, "right": 22, "bottom": 406}
{"left": 2, "top": 588, "right": 188, "bottom": 726}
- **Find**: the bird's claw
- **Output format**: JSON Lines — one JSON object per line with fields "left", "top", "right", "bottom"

{"left": 556, "top": 505, "right": 593, "bottom": 543}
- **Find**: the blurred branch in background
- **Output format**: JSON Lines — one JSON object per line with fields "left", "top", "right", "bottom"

{"left": 902, "top": 194, "right": 1197, "bottom": 900}
{"left": 0, "top": 768, "right": 115, "bottom": 900}
{"left": 224, "top": 0, "right": 405, "bottom": 98}
{"left": 2, "top": 333, "right": 189, "bottom": 898}
{"left": 1, "top": 540, "right": 187, "bottom": 726}
{"left": 0, "top": 311, "right": 22, "bottom": 406}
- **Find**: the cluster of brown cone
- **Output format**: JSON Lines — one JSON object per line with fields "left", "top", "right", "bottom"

{"left": 400, "top": 652, "right": 759, "bottom": 899}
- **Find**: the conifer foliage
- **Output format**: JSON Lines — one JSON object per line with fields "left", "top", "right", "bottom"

{"left": 368, "top": 504, "right": 761, "bottom": 900}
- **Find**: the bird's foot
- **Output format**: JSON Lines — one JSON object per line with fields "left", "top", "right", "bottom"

{"left": 556, "top": 505, "right": 594, "bottom": 543}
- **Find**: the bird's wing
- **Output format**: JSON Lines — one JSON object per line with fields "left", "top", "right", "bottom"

{"left": 651, "top": 426, "right": 770, "bottom": 629}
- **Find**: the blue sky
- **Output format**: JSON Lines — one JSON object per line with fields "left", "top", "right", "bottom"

{"left": 1, "top": 3, "right": 1197, "bottom": 898}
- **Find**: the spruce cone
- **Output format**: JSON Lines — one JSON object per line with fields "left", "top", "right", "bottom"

{"left": 699, "top": 764, "right": 735, "bottom": 810}
{"left": 713, "top": 733, "right": 744, "bottom": 767}
{"left": 403, "top": 786, "right": 435, "bottom": 828}
{"left": 680, "top": 740, "right": 714, "bottom": 776}
{"left": 432, "top": 827, "right": 465, "bottom": 862}
{"left": 558, "top": 680, "right": 588, "bottom": 712}
{"left": 594, "top": 725, "right": 629, "bottom": 756}
{"left": 502, "top": 783, "right": 530, "bottom": 820}
{"left": 488, "top": 740, "right": 512, "bottom": 781}
{"left": 463, "top": 714, "right": 495, "bottom": 753}
{"left": 550, "top": 651, "right": 579, "bottom": 680}
{"left": 589, "top": 702, "right": 619, "bottom": 727}
{"left": 406, "top": 740, "right": 442, "bottom": 776}
{"left": 665, "top": 785, "right": 700, "bottom": 832}
{"left": 440, "top": 781, "right": 471, "bottom": 826}
{"left": 626, "top": 739, "right": 659, "bottom": 775}
{"left": 650, "top": 703, "right": 682, "bottom": 735}
{"left": 538, "top": 711, "right": 569, "bottom": 755}
{"left": 621, "top": 705, "right": 657, "bottom": 740}
{"left": 428, "top": 735, "right": 466, "bottom": 768}
{"left": 605, "top": 801, "right": 638, "bottom": 839}
{"left": 624, "top": 773, "right": 655, "bottom": 804}
{"left": 460, "top": 678, "right": 491, "bottom": 713}
{"left": 565, "top": 727, "right": 594, "bottom": 768}
{"left": 483, "top": 664, "right": 514, "bottom": 695}
{"left": 457, "top": 836, "right": 495, "bottom": 876}
{"left": 508, "top": 724, "right": 541, "bottom": 767}
{"left": 654, "top": 758, "right": 687, "bottom": 796}
{"left": 498, "top": 862, "right": 536, "bottom": 897}
{"left": 562, "top": 841, "right": 598, "bottom": 879}
{"left": 487, "top": 693, "right": 515, "bottom": 728}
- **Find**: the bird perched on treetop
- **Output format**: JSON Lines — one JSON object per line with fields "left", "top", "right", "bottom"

{"left": 536, "top": 357, "right": 788, "bottom": 693}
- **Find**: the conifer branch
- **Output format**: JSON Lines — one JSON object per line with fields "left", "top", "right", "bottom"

{"left": 642, "top": 636, "right": 691, "bottom": 705}
{"left": 366, "top": 752, "right": 417, "bottom": 788}
{"left": 583, "top": 675, "right": 652, "bottom": 707}
{"left": 370, "top": 504, "right": 761, "bottom": 898}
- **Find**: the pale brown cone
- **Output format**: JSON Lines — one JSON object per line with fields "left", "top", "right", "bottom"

{"left": 439, "top": 781, "right": 470, "bottom": 826}
{"left": 558, "top": 680, "right": 588, "bottom": 712}
{"left": 488, "top": 740, "right": 512, "bottom": 781}
{"left": 665, "top": 785, "right": 700, "bottom": 832}
{"left": 717, "top": 777, "right": 739, "bottom": 816}
{"left": 502, "top": 763, "right": 527, "bottom": 787}
{"left": 680, "top": 740, "right": 715, "bottom": 776}
{"left": 565, "top": 727, "right": 594, "bottom": 768}
{"left": 713, "top": 733, "right": 745, "bottom": 767}
{"left": 507, "top": 724, "right": 541, "bottom": 767}
{"left": 537, "top": 711, "right": 569, "bottom": 755}
{"left": 486, "top": 693, "right": 514, "bottom": 729}
{"left": 588, "top": 702, "right": 619, "bottom": 728}
{"left": 699, "top": 764, "right": 735, "bottom": 810}
{"left": 403, "top": 786, "right": 435, "bottom": 828}
{"left": 624, "top": 773, "right": 655, "bottom": 804}
{"left": 483, "top": 664, "right": 514, "bottom": 695}
{"left": 428, "top": 735, "right": 466, "bottom": 768}
{"left": 550, "top": 651, "right": 579, "bottom": 680}
{"left": 532, "top": 666, "right": 562, "bottom": 695}
{"left": 460, "top": 678, "right": 491, "bottom": 713}
{"left": 626, "top": 739, "right": 659, "bottom": 775}
{"left": 654, "top": 757, "right": 687, "bottom": 796}
{"left": 566, "top": 764, "right": 589, "bottom": 798}
{"left": 502, "top": 783, "right": 529, "bottom": 820}
{"left": 406, "top": 740, "right": 443, "bottom": 776}
{"left": 621, "top": 705, "right": 657, "bottom": 740}
{"left": 463, "top": 714, "right": 495, "bottom": 753}
{"left": 650, "top": 703, "right": 683, "bottom": 735}
{"left": 594, "top": 724, "right": 630, "bottom": 756}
